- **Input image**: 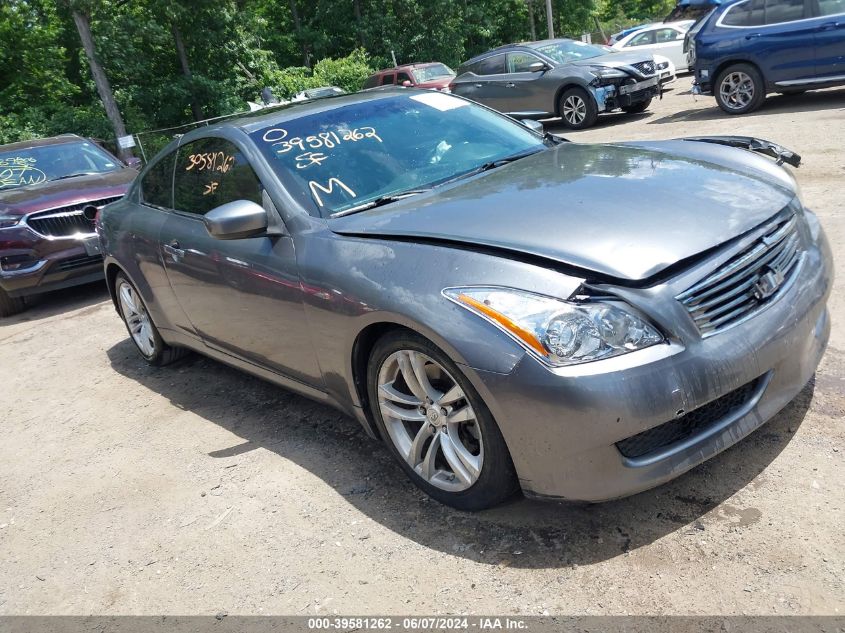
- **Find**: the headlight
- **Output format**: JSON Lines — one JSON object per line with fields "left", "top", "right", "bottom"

{"left": 656, "top": 61, "right": 669, "bottom": 70}
{"left": 0, "top": 215, "right": 20, "bottom": 229}
{"left": 588, "top": 66, "right": 628, "bottom": 80}
{"left": 443, "top": 287, "right": 664, "bottom": 367}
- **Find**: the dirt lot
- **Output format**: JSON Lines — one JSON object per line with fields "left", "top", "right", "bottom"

{"left": 1, "top": 85, "right": 843, "bottom": 616}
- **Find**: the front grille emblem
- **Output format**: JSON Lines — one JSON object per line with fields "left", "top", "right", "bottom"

{"left": 752, "top": 268, "right": 785, "bottom": 301}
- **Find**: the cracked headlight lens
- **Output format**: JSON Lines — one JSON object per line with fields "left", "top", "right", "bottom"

{"left": 444, "top": 287, "right": 664, "bottom": 367}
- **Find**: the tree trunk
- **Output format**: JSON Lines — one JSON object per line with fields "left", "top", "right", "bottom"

{"left": 287, "top": 0, "right": 311, "bottom": 68}
{"left": 71, "top": 9, "right": 131, "bottom": 160}
{"left": 352, "top": 0, "right": 364, "bottom": 47}
{"left": 172, "top": 22, "right": 204, "bottom": 121}
{"left": 527, "top": 0, "right": 536, "bottom": 41}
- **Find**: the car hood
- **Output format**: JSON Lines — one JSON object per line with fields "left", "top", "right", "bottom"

{"left": 0, "top": 168, "right": 136, "bottom": 216}
{"left": 329, "top": 141, "right": 796, "bottom": 282}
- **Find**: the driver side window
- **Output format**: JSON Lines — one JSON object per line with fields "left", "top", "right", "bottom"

{"left": 507, "top": 52, "right": 543, "bottom": 72}
{"left": 173, "top": 138, "right": 263, "bottom": 216}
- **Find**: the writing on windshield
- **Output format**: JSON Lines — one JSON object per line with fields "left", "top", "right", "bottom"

{"left": 0, "top": 157, "right": 47, "bottom": 189}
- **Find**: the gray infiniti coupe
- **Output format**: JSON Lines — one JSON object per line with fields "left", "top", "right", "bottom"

{"left": 98, "top": 89, "right": 832, "bottom": 510}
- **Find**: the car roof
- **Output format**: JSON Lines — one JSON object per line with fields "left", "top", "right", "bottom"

{"left": 376, "top": 62, "right": 445, "bottom": 73}
{"left": 214, "top": 88, "right": 410, "bottom": 136}
{"left": 0, "top": 134, "right": 84, "bottom": 152}
{"left": 461, "top": 40, "right": 573, "bottom": 65}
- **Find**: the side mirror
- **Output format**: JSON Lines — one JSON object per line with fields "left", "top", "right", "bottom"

{"left": 528, "top": 61, "right": 549, "bottom": 73}
{"left": 401, "top": 80, "right": 413, "bottom": 87}
{"left": 124, "top": 157, "right": 142, "bottom": 169}
{"left": 204, "top": 200, "right": 268, "bottom": 240}
{"left": 520, "top": 119, "right": 544, "bottom": 134}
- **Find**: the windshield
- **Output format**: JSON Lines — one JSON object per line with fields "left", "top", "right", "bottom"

{"left": 0, "top": 140, "right": 120, "bottom": 191}
{"left": 411, "top": 63, "right": 455, "bottom": 82}
{"left": 249, "top": 93, "right": 545, "bottom": 217}
{"left": 534, "top": 40, "right": 615, "bottom": 64}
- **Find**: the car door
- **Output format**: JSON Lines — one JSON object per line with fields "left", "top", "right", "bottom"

{"left": 159, "top": 135, "right": 322, "bottom": 386}
{"left": 813, "top": 0, "right": 845, "bottom": 77}
{"left": 497, "top": 51, "right": 552, "bottom": 115}
{"left": 450, "top": 53, "right": 508, "bottom": 110}
{"left": 122, "top": 147, "right": 194, "bottom": 337}
{"left": 741, "top": 0, "right": 817, "bottom": 84}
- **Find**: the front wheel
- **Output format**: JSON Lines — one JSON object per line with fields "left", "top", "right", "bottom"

{"left": 0, "top": 286, "right": 25, "bottom": 318}
{"left": 715, "top": 63, "right": 765, "bottom": 114}
{"left": 558, "top": 87, "right": 598, "bottom": 129}
{"left": 115, "top": 273, "right": 186, "bottom": 366}
{"left": 367, "top": 331, "right": 518, "bottom": 511}
{"left": 622, "top": 97, "right": 652, "bottom": 114}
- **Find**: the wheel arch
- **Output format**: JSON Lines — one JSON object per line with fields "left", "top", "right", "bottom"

{"left": 553, "top": 81, "right": 594, "bottom": 116}
{"left": 712, "top": 58, "right": 767, "bottom": 92}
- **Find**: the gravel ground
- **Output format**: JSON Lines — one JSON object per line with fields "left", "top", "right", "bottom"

{"left": 1, "top": 84, "right": 843, "bottom": 616}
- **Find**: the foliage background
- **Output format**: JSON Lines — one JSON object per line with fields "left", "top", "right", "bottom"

{"left": 1, "top": 0, "right": 676, "bottom": 149}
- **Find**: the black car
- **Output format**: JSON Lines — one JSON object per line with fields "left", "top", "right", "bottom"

{"left": 450, "top": 39, "right": 661, "bottom": 129}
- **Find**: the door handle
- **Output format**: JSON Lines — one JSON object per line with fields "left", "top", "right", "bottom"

{"left": 474, "top": 83, "right": 483, "bottom": 88}
{"left": 163, "top": 240, "right": 185, "bottom": 261}
{"left": 745, "top": 33, "right": 762, "bottom": 39}
{"left": 820, "top": 21, "right": 844, "bottom": 29}
{"left": 505, "top": 82, "right": 516, "bottom": 88}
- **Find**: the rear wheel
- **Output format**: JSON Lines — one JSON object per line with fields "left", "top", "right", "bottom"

{"left": 367, "top": 331, "right": 518, "bottom": 511}
{"left": 715, "top": 63, "right": 765, "bottom": 114}
{"left": 115, "top": 273, "right": 186, "bottom": 366}
{"left": 558, "top": 87, "right": 598, "bottom": 129}
{"left": 0, "top": 287, "right": 25, "bottom": 318}
{"left": 622, "top": 97, "right": 652, "bottom": 114}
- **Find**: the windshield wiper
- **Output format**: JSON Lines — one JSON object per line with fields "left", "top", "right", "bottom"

{"left": 439, "top": 148, "right": 544, "bottom": 187}
{"left": 51, "top": 172, "right": 101, "bottom": 181}
{"left": 330, "top": 189, "right": 430, "bottom": 218}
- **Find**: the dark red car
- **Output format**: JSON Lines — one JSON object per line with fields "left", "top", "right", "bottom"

{"left": 0, "top": 134, "right": 138, "bottom": 316}
{"left": 362, "top": 62, "right": 456, "bottom": 91}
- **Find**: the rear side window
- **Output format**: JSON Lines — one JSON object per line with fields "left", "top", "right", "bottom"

{"left": 140, "top": 150, "right": 176, "bottom": 209}
{"left": 818, "top": 0, "right": 845, "bottom": 14}
{"left": 379, "top": 73, "right": 395, "bottom": 86}
{"left": 721, "top": 0, "right": 766, "bottom": 25}
{"left": 627, "top": 30, "right": 655, "bottom": 46}
{"left": 173, "top": 138, "right": 262, "bottom": 216}
{"left": 362, "top": 74, "right": 379, "bottom": 89}
{"left": 765, "top": 0, "right": 806, "bottom": 22}
{"left": 473, "top": 54, "right": 506, "bottom": 75}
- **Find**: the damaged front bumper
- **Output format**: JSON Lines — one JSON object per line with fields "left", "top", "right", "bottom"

{"left": 463, "top": 215, "right": 832, "bottom": 502}
{"left": 591, "top": 77, "right": 661, "bottom": 112}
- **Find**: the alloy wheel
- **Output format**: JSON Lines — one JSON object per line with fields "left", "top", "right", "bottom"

{"left": 118, "top": 281, "right": 156, "bottom": 357}
{"left": 719, "top": 71, "right": 755, "bottom": 111}
{"left": 562, "top": 95, "right": 587, "bottom": 125}
{"left": 377, "top": 350, "right": 483, "bottom": 492}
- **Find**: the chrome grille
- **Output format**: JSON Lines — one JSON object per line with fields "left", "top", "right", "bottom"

{"left": 630, "top": 61, "right": 657, "bottom": 76}
{"left": 26, "top": 196, "right": 122, "bottom": 238}
{"left": 677, "top": 214, "right": 802, "bottom": 336}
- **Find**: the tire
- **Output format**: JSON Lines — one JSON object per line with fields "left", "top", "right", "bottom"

{"left": 714, "top": 63, "right": 765, "bottom": 115}
{"left": 115, "top": 272, "right": 186, "bottom": 366}
{"left": 367, "top": 330, "right": 519, "bottom": 511}
{"left": 622, "top": 97, "right": 652, "bottom": 114}
{"left": 0, "top": 286, "right": 25, "bottom": 318}
{"left": 558, "top": 87, "right": 598, "bottom": 130}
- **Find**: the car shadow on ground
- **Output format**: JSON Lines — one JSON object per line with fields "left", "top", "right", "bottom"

{"left": 543, "top": 111, "right": 653, "bottom": 136}
{"left": 107, "top": 338, "right": 813, "bottom": 569}
{"left": 646, "top": 87, "right": 845, "bottom": 125}
{"left": 1, "top": 281, "right": 110, "bottom": 327}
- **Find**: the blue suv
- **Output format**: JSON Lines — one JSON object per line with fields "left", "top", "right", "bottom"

{"left": 689, "top": 0, "right": 845, "bottom": 113}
